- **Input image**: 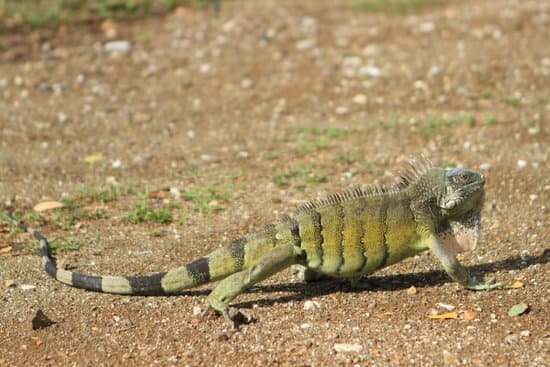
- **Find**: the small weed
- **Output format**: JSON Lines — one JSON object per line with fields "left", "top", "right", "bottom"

{"left": 273, "top": 163, "right": 327, "bottom": 190}
{"left": 262, "top": 151, "right": 280, "bottom": 161}
{"left": 411, "top": 115, "right": 453, "bottom": 136}
{"left": 501, "top": 96, "right": 521, "bottom": 107}
{"left": 182, "top": 185, "right": 232, "bottom": 214}
{"left": 125, "top": 204, "right": 172, "bottom": 224}
{"left": 461, "top": 113, "right": 476, "bottom": 127}
{"left": 485, "top": 115, "right": 497, "bottom": 126}
{"left": 375, "top": 116, "right": 399, "bottom": 130}
{"left": 337, "top": 154, "right": 359, "bottom": 164}
{"left": 77, "top": 183, "right": 120, "bottom": 203}
{"left": 353, "top": 0, "right": 447, "bottom": 14}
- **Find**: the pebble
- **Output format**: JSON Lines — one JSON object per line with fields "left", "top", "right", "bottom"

{"left": 112, "top": 159, "right": 122, "bottom": 169}
{"left": 419, "top": 22, "right": 435, "bottom": 33}
{"left": 193, "top": 306, "right": 202, "bottom": 316}
{"left": 335, "top": 106, "right": 349, "bottom": 115}
{"left": 20, "top": 284, "right": 36, "bottom": 290}
{"left": 352, "top": 94, "right": 367, "bottom": 105}
{"left": 199, "top": 64, "right": 211, "bottom": 73}
{"left": 517, "top": 160, "right": 527, "bottom": 168}
{"left": 300, "top": 322, "right": 311, "bottom": 329}
{"left": 14, "top": 76, "right": 23, "bottom": 86}
{"left": 520, "top": 330, "right": 530, "bottom": 337}
{"left": 240, "top": 78, "right": 253, "bottom": 88}
{"left": 58, "top": 112, "right": 69, "bottom": 124}
{"left": 428, "top": 65, "right": 441, "bottom": 78}
{"left": 359, "top": 65, "right": 382, "bottom": 77}
{"left": 333, "top": 343, "right": 363, "bottom": 353}
{"left": 296, "top": 39, "right": 316, "bottom": 50}
{"left": 362, "top": 45, "right": 381, "bottom": 57}
{"left": 529, "top": 194, "right": 537, "bottom": 201}
{"left": 103, "top": 40, "right": 132, "bottom": 53}
{"left": 479, "top": 162, "right": 491, "bottom": 170}
{"left": 504, "top": 334, "right": 519, "bottom": 344}
{"left": 436, "top": 303, "right": 455, "bottom": 311}
{"left": 303, "top": 300, "right": 321, "bottom": 310}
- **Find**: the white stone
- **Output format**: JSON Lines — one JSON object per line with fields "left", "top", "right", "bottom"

{"left": 352, "top": 94, "right": 367, "bottom": 105}
{"left": 359, "top": 65, "right": 382, "bottom": 78}
{"left": 419, "top": 22, "right": 435, "bottom": 33}
{"left": 20, "top": 284, "right": 36, "bottom": 290}
{"left": 335, "top": 106, "right": 349, "bottom": 115}
{"left": 333, "top": 343, "right": 363, "bottom": 353}
{"left": 103, "top": 40, "right": 132, "bottom": 53}
{"left": 517, "top": 160, "right": 527, "bottom": 168}
{"left": 296, "top": 39, "right": 316, "bottom": 50}
{"left": 112, "top": 159, "right": 122, "bottom": 169}
{"left": 479, "top": 162, "right": 491, "bottom": 170}
{"left": 303, "top": 300, "right": 321, "bottom": 310}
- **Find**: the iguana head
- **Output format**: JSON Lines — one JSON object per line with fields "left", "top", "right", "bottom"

{"left": 439, "top": 167, "right": 485, "bottom": 217}
{"left": 437, "top": 167, "right": 485, "bottom": 254}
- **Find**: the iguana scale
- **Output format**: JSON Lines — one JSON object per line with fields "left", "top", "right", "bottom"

{"left": 6, "top": 159, "right": 501, "bottom": 326}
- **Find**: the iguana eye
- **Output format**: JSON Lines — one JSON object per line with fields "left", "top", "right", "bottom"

{"left": 453, "top": 172, "right": 469, "bottom": 184}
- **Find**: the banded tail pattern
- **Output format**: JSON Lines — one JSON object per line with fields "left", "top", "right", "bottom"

{"left": 5, "top": 213, "right": 287, "bottom": 296}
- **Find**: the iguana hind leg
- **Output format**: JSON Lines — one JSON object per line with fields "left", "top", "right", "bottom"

{"left": 203, "top": 242, "right": 300, "bottom": 327}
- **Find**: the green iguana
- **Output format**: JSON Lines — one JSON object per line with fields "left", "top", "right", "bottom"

{"left": 6, "top": 159, "right": 501, "bottom": 327}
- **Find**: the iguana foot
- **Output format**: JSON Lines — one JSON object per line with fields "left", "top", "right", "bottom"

{"left": 465, "top": 277, "right": 502, "bottom": 291}
{"left": 202, "top": 300, "right": 252, "bottom": 328}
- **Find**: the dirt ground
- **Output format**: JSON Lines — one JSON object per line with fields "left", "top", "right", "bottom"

{"left": 0, "top": 0, "right": 548, "bottom": 366}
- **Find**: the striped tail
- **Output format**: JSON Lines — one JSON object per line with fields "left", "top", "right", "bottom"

{"left": 6, "top": 213, "right": 281, "bottom": 296}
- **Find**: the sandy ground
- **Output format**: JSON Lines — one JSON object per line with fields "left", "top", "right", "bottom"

{"left": 0, "top": 0, "right": 548, "bottom": 366}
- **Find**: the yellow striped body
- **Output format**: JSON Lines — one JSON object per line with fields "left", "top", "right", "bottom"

{"left": 297, "top": 191, "right": 428, "bottom": 278}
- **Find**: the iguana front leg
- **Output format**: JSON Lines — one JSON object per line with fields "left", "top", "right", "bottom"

{"left": 430, "top": 235, "right": 501, "bottom": 290}
{"left": 203, "top": 242, "right": 300, "bottom": 327}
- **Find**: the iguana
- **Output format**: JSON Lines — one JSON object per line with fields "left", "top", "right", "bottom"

{"left": 5, "top": 159, "right": 501, "bottom": 327}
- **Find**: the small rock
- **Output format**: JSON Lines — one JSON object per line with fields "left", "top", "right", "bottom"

{"left": 335, "top": 106, "right": 349, "bottom": 115}
{"left": 32, "top": 310, "right": 55, "bottom": 330}
{"left": 237, "top": 151, "right": 249, "bottom": 158}
{"left": 112, "top": 159, "right": 122, "bottom": 169}
{"left": 333, "top": 343, "right": 363, "bottom": 353}
{"left": 343, "top": 56, "right": 362, "bottom": 68}
{"left": 352, "top": 94, "right": 367, "bottom": 105}
{"left": 199, "top": 64, "right": 211, "bottom": 73}
{"left": 436, "top": 303, "right": 455, "bottom": 311}
{"left": 21, "top": 284, "right": 36, "bottom": 291}
{"left": 519, "top": 330, "right": 530, "bottom": 337}
{"left": 406, "top": 286, "right": 417, "bottom": 295}
{"left": 517, "top": 160, "right": 527, "bottom": 168}
{"left": 303, "top": 300, "right": 321, "bottom": 311}
{"left": 187, "top": 130, "right": 196, "bottom": 139}
{"left": 132, "top": 112, "right": 151, "bottom": 123}
{"left": 529, "top": 194, "right": 537, "bottom": 201}
{"left": 5, "top": 279, "right": 16, "bottom": 288}
{"left": 428, "top": 65, "right": 441, "bottom": 78}
{"left": 192, "top": 306, "right": 202, "bottom": 316}
{"left": 504, "top": 334, "right": 519, "bottom": 344}
{"left": 362, "top": 45, "right": 381, "bottom": 57}
{"left": 419, "top": 21, "right": 435, "bottom": 33}
{"left": 479, "top": 162, "right": 491, "bottom": 170}
{"left": 359, "top": 65, "right": 382, "bottom": 77}
{"left": 14, "top": 76, "right": 23, "bottom": 87}
{"left": 462, "top": 310, "right": 478, "bottom": 321}
{"left": 296, "top": 39, "right": 316, "bottom": 50}
{"left": 300, "top": 322, "right": 311, "bottom": 329}
{"left": 103, "top": 40, "right": 132, "bottom": 53}
{"left": 57, "top": 112, "right": 69, "bottom": 124}
{"left": 240, "top": 78, "right": 253, "bottom": 88}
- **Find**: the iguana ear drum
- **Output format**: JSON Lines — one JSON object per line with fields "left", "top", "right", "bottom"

{"left": 437, "top": 209, "right": 481, "bottom": 254}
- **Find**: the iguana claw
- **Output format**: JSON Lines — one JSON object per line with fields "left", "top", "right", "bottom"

{"left": 202, "top": 300, "right": 251, "bottom": 328}
{"left": 465, "top": 277, "right": 502, "bottom": 291}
